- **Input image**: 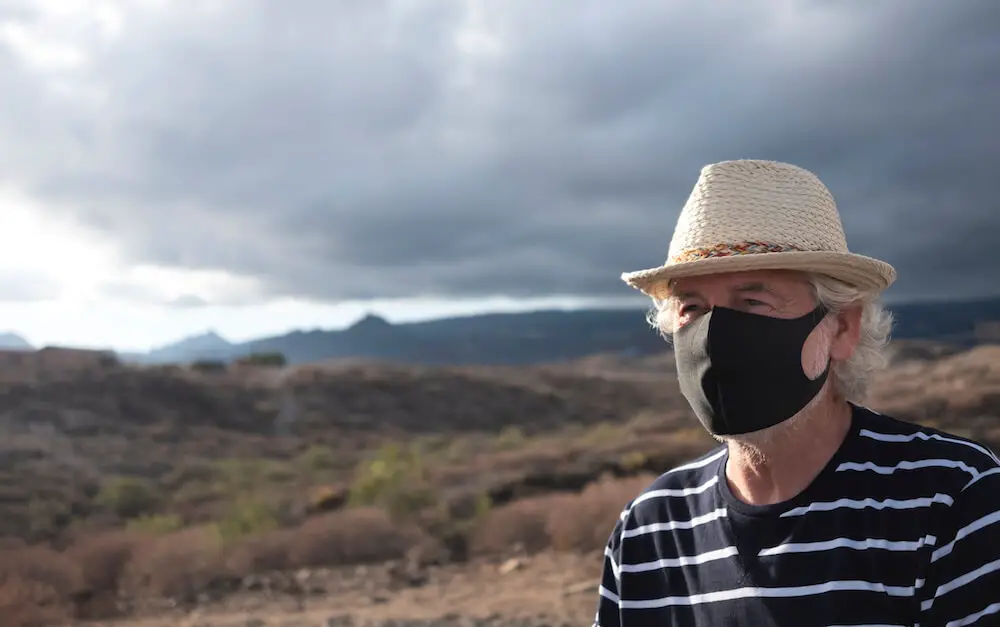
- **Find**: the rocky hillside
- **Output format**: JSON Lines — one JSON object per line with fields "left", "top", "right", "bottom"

{"left": 0, "top": 341, "right": 996, "bottom": 540}
{"left": 0, "top": 342, "right": 997, "bottom": 626}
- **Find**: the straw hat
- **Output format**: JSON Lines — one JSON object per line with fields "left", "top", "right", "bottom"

{"left": 621, "top": 159, "right": 896, "bottom": 300}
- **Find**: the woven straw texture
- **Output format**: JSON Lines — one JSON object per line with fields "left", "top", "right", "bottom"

{"left": 621, "top": 160, "right": 896, "bottom": 299}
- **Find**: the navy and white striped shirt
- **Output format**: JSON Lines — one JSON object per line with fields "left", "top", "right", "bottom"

{"left": 595, "top": 405, "right": 1000, "bottom": 626}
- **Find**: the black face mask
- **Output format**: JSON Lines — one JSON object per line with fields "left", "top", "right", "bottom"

{"left": 673, "top": 305, "right": 830, "bottom": 437}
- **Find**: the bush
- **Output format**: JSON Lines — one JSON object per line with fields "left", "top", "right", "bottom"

{"left": 287, "top": 508, "right": 429, "bottom": 568}
{"left": 298, "top": 445, "right": 338, "bottom": 472}
{"left": 161, "top": 460, "right": 220, "bottom": 492}
{"left": 236, "top": 352, "right": 287, "bottom": 367}
{"left": 123, "top": 526, "right": 226, "bottom": 601}
{"left": 65, "top": 530, "right": 147, "bottom": 615}
{"left": 126, "top": 514, "right": 184, "bottom": 535}
{"left": 96, "top": 477, "right": 160, "bottom": 520}
{"left": 468, "top": 474, "right": 655, "bottom": 556}
{"left": 495, "top": 426, "right": 527, "bottom": 450}
{"left": 468, "top": 495, "right": 564, "bottom": 556}
{"left": 26, "top": 499, "right": 73, "bottom": 541}
{"left": 223, "top": 529, "right": 294, "bottom": 575}
{"left": 619, "top": 451, "right": 649, "bottom": 473}
{"left": 0, "top": 545, "right": 85, "bottom": 625}
{"left": 546, "top": 474, "right": 653, "bottom": 552}
{"left": 0, "top": 572, "right": 73, "bottom": 627}
{"left": 348, "top": 443, "right": 438, "bottom": 519}
{"left": 213, "top": 457, "right": 281, "bottom": 498}
{"left": 215, "top": 498, "right": 280, "bottom": 544}
{"left": 190, "top": 359, "right": 227, "bottom": 373}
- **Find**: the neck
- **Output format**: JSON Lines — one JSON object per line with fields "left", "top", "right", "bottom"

{"left": 724, "top": 391, "right": 853, "bottom": 506}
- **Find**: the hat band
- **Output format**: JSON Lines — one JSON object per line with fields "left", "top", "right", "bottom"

{"left": 670, "top": 241, "right": 803, "bottom": 264}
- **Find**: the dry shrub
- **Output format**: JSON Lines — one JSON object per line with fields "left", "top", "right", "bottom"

{"left": 223, "top": 528, "right": 294, "bottom": 575}
{"left": 123, "top": 525, "right": 226, "bottom": 600}
{"left": 468, "top": 495, "right": 568, "bottom": 556}
{"left": 0, "top": 537, "right": 29, "bottom": 551}
{"left": 0, "top": 573, "right": 71, "bottom": 627}
{"left": 65, "top": 530, "right": 148, "bottom": 595}
{"left": 287, "top": 507, "right": 429, "bottom": 567}
{"left": 0, "top": 545, "right": 85, "bottom": 626}
{"left": 546, "top": 474, "right": 654, "bottom": 552}
{"left": 468, "top": 474, "right": 654, "bottom": 556}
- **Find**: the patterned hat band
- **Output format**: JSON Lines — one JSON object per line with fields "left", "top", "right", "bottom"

{"left": 669, "top": 241, "right": 804, "bottom": 264}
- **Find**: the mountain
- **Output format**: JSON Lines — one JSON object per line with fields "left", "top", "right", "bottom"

{"left": 889, "top": 296, "right": 1000, "bottom": 343}
{"left": 138, "top": 330, "right": 234, "bottom": 364}
{"left": 116, "top": 295, "right": 1000, "bottom": 367}
{"left": 0, "top": 332, "right": 32, "bottom": 351}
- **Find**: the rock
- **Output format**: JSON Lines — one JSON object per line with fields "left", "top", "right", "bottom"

{"left": 498, "top": 558, "right": 522, "bottom": 575}
{"left": 243, "top": 574, "right": 265, "bottom": 591}
{"left": 322, "top": 616, "right": 354, "bottom": 627}
{"left": 562, "top": 580, "right": 598, "bottom": 596}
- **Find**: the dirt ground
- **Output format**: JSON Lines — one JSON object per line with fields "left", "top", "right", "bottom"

{"left": 86, "top": 552, "right": 602, "bottom": 627}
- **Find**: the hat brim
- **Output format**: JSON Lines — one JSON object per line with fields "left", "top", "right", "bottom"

{"left": 621, "top": 251, "right": 896, "bottom": 300}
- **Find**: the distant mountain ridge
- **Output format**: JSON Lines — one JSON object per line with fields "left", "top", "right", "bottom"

{"left": 0, "top": 333, "right": 33, "bottom": 351}
{"left": 142, "top": 330, "right": 233, "bottom": 363}
{"left": 119, "top": 295, "right": 1000, "bottom": 366}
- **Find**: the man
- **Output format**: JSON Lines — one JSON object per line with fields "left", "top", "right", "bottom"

{"left": 596, "top": 160, "right": 1000, "bottom": 626}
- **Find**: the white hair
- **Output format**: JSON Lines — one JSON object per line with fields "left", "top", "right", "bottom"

{"left": 647, "top": 272, "right": 894, "bottom": 403}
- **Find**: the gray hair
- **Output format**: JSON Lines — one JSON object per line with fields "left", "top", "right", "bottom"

{"left": 647, "top": 272, "right": 894, "bottom": 403}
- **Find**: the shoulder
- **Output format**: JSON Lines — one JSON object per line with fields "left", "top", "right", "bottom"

{"left": 619, "top": 445, "right": 726, "bottom": 528}
{"left": 850, "top": 404, "right": 1000, "bottom": 495}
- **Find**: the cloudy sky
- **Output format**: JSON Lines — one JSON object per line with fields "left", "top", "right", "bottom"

{"left": 1, "top": 0, "right": 998, "bottom": 350}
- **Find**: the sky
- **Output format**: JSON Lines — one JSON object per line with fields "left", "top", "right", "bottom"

{"left": 1, "top": 0, "right": 998, "bottom": 351}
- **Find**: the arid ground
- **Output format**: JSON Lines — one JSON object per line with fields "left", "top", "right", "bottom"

{"left": 1, "top": 341, "right": 998, "bottom": 627}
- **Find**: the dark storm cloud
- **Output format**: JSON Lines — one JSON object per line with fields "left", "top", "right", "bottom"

{"left": 2, "top": 0, "right": 999, "bottom": 303}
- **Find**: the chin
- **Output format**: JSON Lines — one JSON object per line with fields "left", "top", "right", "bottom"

{"left": 715, "top": 404, "right": 818, "bottom": 455}
{"left": 718, "top": 380, "right": 836, "bottom": 451}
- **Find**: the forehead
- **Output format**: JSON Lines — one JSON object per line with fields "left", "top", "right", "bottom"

{"left": 670, "top": 269, "right": 813, "bottom": 299}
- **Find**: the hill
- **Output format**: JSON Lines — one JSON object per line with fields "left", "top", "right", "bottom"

{"left": 126, "top": 295, "right": 1000, "bottom": 366}
{"left": 0, "top": 332, "right": 32, "bottom": 351}
{"left": 0, "top": 342, "right": 997, "bottom": 625}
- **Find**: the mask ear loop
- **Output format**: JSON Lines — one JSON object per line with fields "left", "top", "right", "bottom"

{"left": 806, "top": 303, "right": 834, "bottom": 382}
{"left": 809, "top": 303, "right": 830, "bottom": 325}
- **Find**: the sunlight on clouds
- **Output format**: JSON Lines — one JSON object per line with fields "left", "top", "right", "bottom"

{"left": 0, "top": 0, "right": 127, "bottom": 73}
{"left": 0, "top": 186, "right": 265, "bottom": 308}
{"left": 454, "top": 0, "right": 503, "bottom": 58}
{"left": 118, "top": 265, "right": 263, "bottom": 306}
{"left": 19, "top": 0, "right": 124, "bottom": 38}
{"left": 0, "top": 185, "right": 114, "bottom": 299}
{"left": 452, "top": 0, "right": 504, "bottom": 90}
{"left": 0, "top": 19, "right": 88, "bottom": 72}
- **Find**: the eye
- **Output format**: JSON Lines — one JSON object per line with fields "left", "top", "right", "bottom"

{"left": 742, "top": 298, "right": 773, "bottom": 310}
{"left": 679, "top": 303, "right": 703, "bottom": 315}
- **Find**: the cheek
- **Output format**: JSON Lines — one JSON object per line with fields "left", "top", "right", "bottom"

{"left": 800, "top": 321, "right": 833, "bottom": 380}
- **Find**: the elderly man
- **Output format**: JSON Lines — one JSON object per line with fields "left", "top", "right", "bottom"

{"left": 596, "top": 160, "right": 1000, "bottom": 626}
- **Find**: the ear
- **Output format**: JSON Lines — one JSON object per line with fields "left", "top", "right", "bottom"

{"left": 828, "top": 305, "right": 863, "bottom": 362}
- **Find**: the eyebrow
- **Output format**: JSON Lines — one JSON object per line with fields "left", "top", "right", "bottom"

{"left": 673, "top": 282, "right": 780, "bottom": 301}
{"left": 733, "top": 282, "right": 777, "bottom": 295}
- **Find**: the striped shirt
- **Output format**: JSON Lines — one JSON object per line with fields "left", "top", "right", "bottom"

{"left": 595, "top": 404, "right": 1000, "bottom": 626}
